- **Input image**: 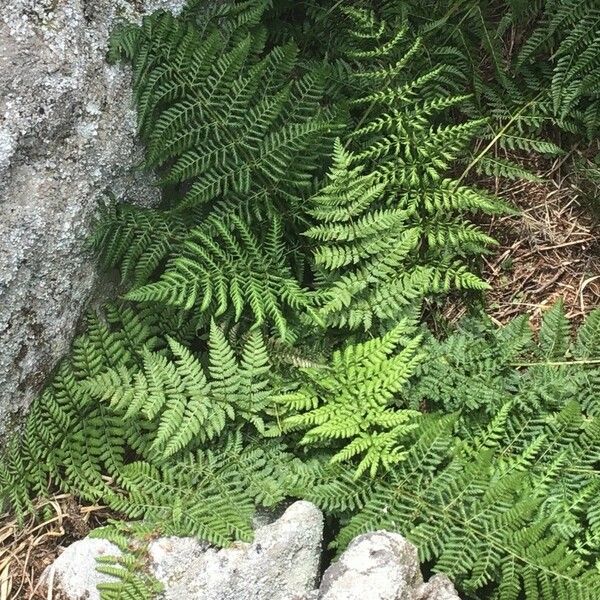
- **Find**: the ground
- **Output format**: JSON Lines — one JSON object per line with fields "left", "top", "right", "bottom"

{"left": 0, "top": 495, "right": 109, "bottom": 599}
{"left": 2, "top": 155, "right": 599, "bottom": 600}
{"left": 442, "top": 151, "right": 600, "bottom": 328}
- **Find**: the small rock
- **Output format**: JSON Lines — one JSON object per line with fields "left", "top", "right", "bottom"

{"left": 44, "top": 501, "right": 324, "bottom": 600}
{"left": 40, "top": 538, "right": 122, "bottom": 600}
{"left": 416, "top": 574, "right": 461, "bottom": 600}
{"left": 318, "top": 531, "right": 423, "bottom": 600}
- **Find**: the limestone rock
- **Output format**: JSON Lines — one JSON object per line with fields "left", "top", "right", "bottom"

{"left": 40, "top": 538, "right": 122, "bottom": 600}
{"left": 42, "top": 504, "right": 461, "bottom": 600}
{"left": 317, "top": 532, "right": 461, "bottom": 600}
{"left": 318, "top": 531, "right": 423, "bottom": 600}
{"left": 416, "top": 574, "right": 461, "bottom": 600}
{"left": 152, "top": 501, "right": 323, "bottom": 600}
{"left": 43, "top": 501, "right": 323, "bottom": 600}
{"left": 0, "top": 0, "right": 185, "bottom": 438}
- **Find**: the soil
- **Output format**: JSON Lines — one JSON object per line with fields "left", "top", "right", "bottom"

{"left": 444, "top": 152, "right": 600, "bottom": 328}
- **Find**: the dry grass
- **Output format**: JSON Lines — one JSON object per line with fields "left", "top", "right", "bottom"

{"left": 446, "top": 152, "right": 600, "bottom": 327}
{"left": 0, "top": 495, "right": 108, "bottom": 600}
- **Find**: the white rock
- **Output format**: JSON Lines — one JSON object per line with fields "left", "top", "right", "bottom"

{"left": 40, "top": 538, "right": 122, "bottom": 600}
{"left": 152, "top": 501, "right": 323, "bottom": 600}
{"left": 318, "top": 531, "right": 424, "bottom": 600}
{"left": 415, "top": 574, "right": 461, "bottom": 600}
{"left": 0, "top": 0, "right": 186, "bottom": 437}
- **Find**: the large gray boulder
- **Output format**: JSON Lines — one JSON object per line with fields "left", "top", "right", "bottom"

{"left": 0, "top": 0, "right": 185, "bottom": 438}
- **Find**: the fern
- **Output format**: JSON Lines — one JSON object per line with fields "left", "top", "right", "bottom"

{"left": 104, "top": 2, "right": 335, "bottom": 337}
{"left": 273, "top": 317, "right": 424, "bottom": 478}
{"left": 307, "top": 137, "right": 506, "bottom": 329}
{"left": 91, "top": 522, "right": 164, "bottom": 600}
{"left": 309, "top": 411, "right": 600, "bottom": 600}
{"left": 298, "top": 307, "right": 600, "bottom": 600}
{"left": 125, "top": 212, "right": 316, "bottom": 340}
{"left": 91, "top": 203, "right": 185, "bottom": 288}
{"left": 297, "top": 7, "right": 509, "bottom": 330}
{"left": 515, "top": 0, "right": 600, "bottom": 139}
{"left": 0, "top": 298, "right": 313, "bottom": 551}
{"left": 108, "top": 434, "right": 300, "bottom": 544}
{"left": 5, "top": 4, "right": 600, "bottom": 600}
{"left": 81, "top": 321, "right": 271, "bottom": 459}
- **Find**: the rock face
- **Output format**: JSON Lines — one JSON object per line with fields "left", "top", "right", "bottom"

{"left": 0, "top": 0, "right": 185, "bottom": 438}
{"left": 44, "top": 505, "right": 461, "bottom": 600}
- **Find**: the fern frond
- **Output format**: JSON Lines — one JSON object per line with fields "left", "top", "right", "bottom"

{"left": 275, "top": 319, "right": 424, "bottom": 478}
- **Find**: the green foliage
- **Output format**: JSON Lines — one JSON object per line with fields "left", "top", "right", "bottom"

{"left": 267, "top": 0, "right": 593, "bottom": 183}
{"left": 307, "top": 135, "right": 504, "bottom": 329}
{"left": 95, "top": 553, "right": 163, "bottom": 600}
{"left": 104, "top": 1, "right": 335, "bottom": 338}
{"left": 91, "top": 523, "right": 164, "bottom": 600}
{"left": 3, "top": 3, "right": 600, "bottom": 600}
{"left": 515, "top": 0, "right": 600, "bottom": 139}
{"left": 108, "top": 434, "right": 302, "bottom": 543}
{"left": 409, "top": 304, "right": 600, "bottom": 421}
{"left": 301, "top": 8, "right": 506, "bottom": 330}
{"left": 308, "top": 410, "right": 600, "bottom": 600}
{"left": 124, "top": 212, "right": 316, "bottom": 339}
{"left": 82, "top": 322, "right": 271, "bottom": 458}
{"left": 91, "top": 203, "right": 185, "bottom": 288}
{"left": 273, "top": 317, "right": 424, "bottom": 478}
{"left": 0, "top": 304, "right": 297, "bottom": 545}
{"left": 299, "top": 306, "right": 600, "bottom": 600}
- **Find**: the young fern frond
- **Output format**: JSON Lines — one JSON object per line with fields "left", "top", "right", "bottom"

{"left": 274, "top": 318, "right": 425, "bottom": 478}
{"left": 290, "top": 7, "right": 511, "bottom": 331}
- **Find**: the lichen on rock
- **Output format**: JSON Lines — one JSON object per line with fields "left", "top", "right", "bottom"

{"left": 42, "top": 504, "right": 462, "bottom": 600}
{"left": 0, "top": 0, "right": 186, "bottom": 439}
